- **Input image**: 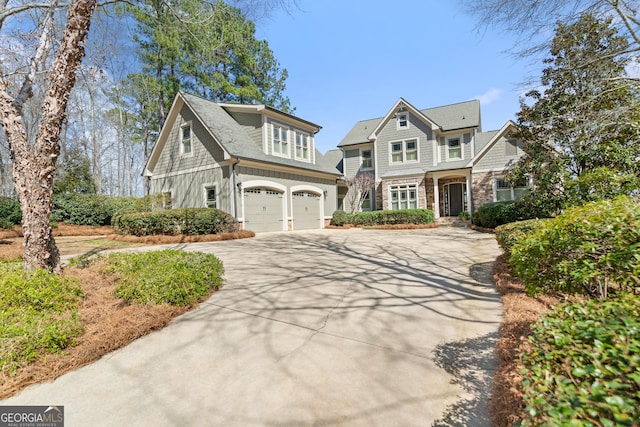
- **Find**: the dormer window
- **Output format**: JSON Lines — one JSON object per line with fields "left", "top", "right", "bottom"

{"left": 272, "top": 124, "right": 289, "bottom": 157}
{"left": 397, "top": 112, "right": 409, "bottom": 130}
{"left": 295, "top": 132, "right": 310, "bottom": 161}
{"left": 181, "top": 123, "right": 192, "bottom": 156}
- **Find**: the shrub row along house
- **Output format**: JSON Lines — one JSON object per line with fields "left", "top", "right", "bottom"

{"left": 145, "top": 93, "right": 527, "bottom": 231}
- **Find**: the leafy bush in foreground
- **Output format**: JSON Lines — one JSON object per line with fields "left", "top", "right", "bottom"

{"left": 521, "top": 294, "right": 640, "bottom": 426}
{"left": 330, "top": 210, "right": 350, "bottom": 226}
{"left": 112, "top": 208, "right": 239, "bottom": 236}
{"left": 509, "top": 196, "right": 640, "bottom": 298}
{"left": 0, "top": 261, "right": 84, "bottom": 374}
{"left": 103, "top": 250, "right": 224, "bottom": 306}
{"left": 494, "top": 219, "right": 548, "bottom": 254}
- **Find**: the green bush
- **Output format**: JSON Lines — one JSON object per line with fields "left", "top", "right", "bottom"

{"left": 330, "top": 210, "right": 351, "bottom": 226}
{"left": 0, "top": 196, "right": 21, "bottom": 226}
{"left": 520, "top": 294, "right": 640, "bottom": 426}
{"left": 494, "top": 218, "right": 548, "bottom": 254}
{"left": 112, "top": 208, "right": 239, "bottom": 236}
{"left": 0, "top": 261, "right": 84, "bottom": 374}
{"left": 349, "top": 209, "right": 434, "bottom": 226}
{"left": 52, "top": 194, "right": 148, "bottom": 226}
{"left": 103, "top": 250, "right": 224, "bottom": 306}
{"left": 509, "top": 196, "right": 640, "bottom": 298}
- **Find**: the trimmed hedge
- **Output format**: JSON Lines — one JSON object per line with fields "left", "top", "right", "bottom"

{"left": 0, "top": 196, "right": 21, "bottom": 228}
{"left": 521, "top": 294, "right": 640, "bottom": 425}
{"left": 112, "top": 208, "right": 239, "bottom": 236}
{"left": 330, "top": 209, "right": 434, "bottom": 226}
{"left": 509, "top": 196, "right": 640, "bottom": 298}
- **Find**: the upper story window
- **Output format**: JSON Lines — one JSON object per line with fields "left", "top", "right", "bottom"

{"left": 495, "top": 177, "right": 529, "bottom": 201}
{"left": 181, "top": 123, "right": 192, "bottom": 156}
{"left": 295, "top": 132, "right": 310, "bottom": 161}
{"left": 390, "top": 139, "right": 419, "bottom": 164}
{"left": 272, "top": 124, "right": 289, "bottom": 157}
{"left": 360, "top": 149, "right": 372, "bottom": 170}
{"left": 396, "top": 112, "right": 409, "bottom": 130}
{"left": 447, "top": 138, "right": 461, "bottom": 160}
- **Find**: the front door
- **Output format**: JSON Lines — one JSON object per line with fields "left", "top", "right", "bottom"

{"left": 446, "top": 183, "right": 464, "bottom": 216}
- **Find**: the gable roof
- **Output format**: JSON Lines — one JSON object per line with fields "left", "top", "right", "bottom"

{"left": 467, "top": 120, "right": 518, "bottom": 167}
{"left": 145, "top": 92, "right": 340, "bottom": 177}
{"left": 338, "top": 98, "right": 481, "bottom": 148}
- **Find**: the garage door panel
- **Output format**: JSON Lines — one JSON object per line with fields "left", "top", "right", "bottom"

{"left": 292, "top": 192, "right": 321, "bottom": 230}
{"left": 244, "top": 188, "right": 284, "bottom": 232}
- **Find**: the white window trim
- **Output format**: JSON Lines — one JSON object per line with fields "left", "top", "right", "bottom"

{"left": 294, "top": 131, "right": 312, "bottom": 162}
{"left": 389, "top": 138, "right": 420, "bottom": 164}
{"left": 180, "top": 122, "right": 193, "bottom": 157}
{"left": 446, "top": 137, "right": 463, "bottom": 161}
{"left": 396, "top": 112, "right": 410, "bottom": 130}
{"left": 271, "top": 122, "right": 290, "bottom": 158}
{"left": 360, "top": 148, "right": 373, "bottom": 171}
{"left": 493, "top": 175, "right": 530, "bottom": 202}
{"left": 388, "top": 183, "right": 419, "bottom": 210}
{"left": 203, "top": 183, "right": 218, "bottom": 209}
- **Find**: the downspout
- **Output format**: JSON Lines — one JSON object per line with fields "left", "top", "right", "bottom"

{"left": 232, "top": 159, "right": 240, "bottom": 219}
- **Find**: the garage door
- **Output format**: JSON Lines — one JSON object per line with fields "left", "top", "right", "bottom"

{"left": 243, "top": 188, "right": 284, "bottom": 232}
{"left": 292, "top": 191, "right": 321, "bottom": 230}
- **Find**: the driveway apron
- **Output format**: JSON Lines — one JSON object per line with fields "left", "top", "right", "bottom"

{"left": 2, "top": 227, "right": 502, "bottom": 426}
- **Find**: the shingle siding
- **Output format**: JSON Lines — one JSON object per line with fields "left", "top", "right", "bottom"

{"left": 473, "top": 136, "right": 522, "bottom": 172}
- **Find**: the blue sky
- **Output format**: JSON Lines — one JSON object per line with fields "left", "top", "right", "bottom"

{"left": 256, "top": 1, "right": 532, "bottom": 154}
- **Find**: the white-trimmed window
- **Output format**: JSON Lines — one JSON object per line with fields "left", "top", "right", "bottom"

{"left": 205, "top": 186, "right": 217, "bottom": 208}
{"left": 295, "top": 132, "right": 310, "bottom": 161}
{"left": 390, "top": 139, "right": 419, "bottom": 164}
{"left": 397, "top": 112, "right": 409, "bottom": 129}
{"left": 181, "top": 123, "right": 192, "bottom": 156}
{"left": 361, "top": 149, "right": 373, "bottom": 170}
{"left": 361, "top": 191, "right": 372, "bottom": 211}
{"left": 495, "top": 177, "right": 529, "bottom": 201}
{"left": 272, "top": 124, "right": 289, "bottom": 156}
{"left": 390, "top": 184, "right": 418, "bottom": 210}
{"left": 447, "top": 138, "right": 461, "bottom": 160}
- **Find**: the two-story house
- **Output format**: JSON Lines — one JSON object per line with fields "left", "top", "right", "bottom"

{"left": 144, "top": 92, "right": 341, "bottom": 232}
{"left": 338, "top": 97, "right": 527, "bottom": 218}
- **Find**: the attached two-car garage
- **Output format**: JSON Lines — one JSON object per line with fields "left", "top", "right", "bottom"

{"left": 242, "top": 185, "right": 322, "bottom": 232}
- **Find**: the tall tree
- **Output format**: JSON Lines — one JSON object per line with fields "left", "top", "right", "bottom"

{"left": 0, "top": 0, "right": 98, "bottom": 272}
{"left": 128, "top": 0, "right": 293, "bottom": 132}
{"left": 510, "top": 14, "right": 640, "bottom": 212}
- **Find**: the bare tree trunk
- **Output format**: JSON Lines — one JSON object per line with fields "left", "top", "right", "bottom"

{"left": 0, "top": 0, "right": 97, "bottom": 272}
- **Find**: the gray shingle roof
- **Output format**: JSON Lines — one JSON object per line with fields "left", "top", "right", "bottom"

{"left": 338, "top": 99, "right": 481, "bottom": 148}
{"left": 421, "top": 100, "right": 480, "bottom": 131}
{"left": 474, "top": 130, "right": 499, "bottom": 156}
{"left": 181, "top": 93, "right": 341, "bottom": 176}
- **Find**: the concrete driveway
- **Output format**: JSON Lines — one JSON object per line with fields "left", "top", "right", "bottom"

{"left": 3, "top": 227, "right": 502, "bottom": 426}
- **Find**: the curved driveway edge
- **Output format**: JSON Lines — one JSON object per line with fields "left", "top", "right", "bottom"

{"left": 3, "top": 227, "right": 502, "bottom": 426}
